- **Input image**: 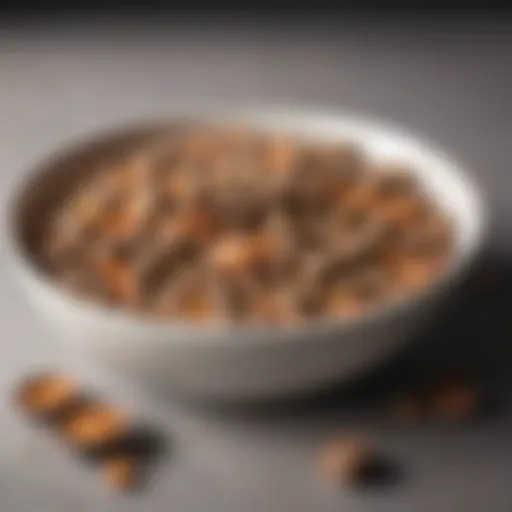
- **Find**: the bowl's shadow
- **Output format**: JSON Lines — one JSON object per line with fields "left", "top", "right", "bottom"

{"left": 185, "top": 251, "right": 512, "bottom": 422}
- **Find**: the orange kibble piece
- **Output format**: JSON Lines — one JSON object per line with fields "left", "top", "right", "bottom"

{"left": 166, "top": 172, "right": 196, "bottom": 200}
{"left": 266, "top": 139, "right": 298, "bottom": 174}
{"left": 183, "top": 130, "right": 219, "bottom": 165}
{"left": 98, "top": 258, "right": 140, "bottom": 306}
{"left": 343, "top": 184, "right": 378, "bottom": 211}
{"left": 211, "top": 237, "right": 250, "bottom": 275}
{"left": 17, "top": 374, "right": 78, "bottom": 416}
{"left": 69, "top": 193, "right": 100, "bottom": 220}
{"left": 379, "top": 196, "right": 428, "bottom": 227}
{"left": 182, "top": 210, "right": 219, "bottom": 243}
{"left": 179, "top": 293, "right": 215, "bottom": 321}
{"left": 326, "top": 290, "right": 364, "bottom": 317}
{"left": 252, "top": 291, "right": 299, "bottom": 325}
{"left": 211, "top": 235, "right": 271, "bottom": 275}
{"left": 395, "top": 258, "right": 438, "bottom": 289}
{"left": 63, "top": 403, "right": 129, "bottom": 447}
{"left": 104, "top": 457, "right": 138, "bottom": 491}
{"left": 100, "top": 211, "right": 138, "bottom": 238}
{"left": 319, "top": 436, "right": 374, "bottom": 486}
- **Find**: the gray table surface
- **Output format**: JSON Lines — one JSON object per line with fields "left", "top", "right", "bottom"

{"left": 0, "top": 18, "right": 511, "bottom": 512}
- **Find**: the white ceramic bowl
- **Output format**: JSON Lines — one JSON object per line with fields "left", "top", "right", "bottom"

{"left": 6, "top": 107, "right": 487, "bottom": 401}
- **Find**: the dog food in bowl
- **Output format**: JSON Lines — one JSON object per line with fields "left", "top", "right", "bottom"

{"left": 36, "top": 126, "right": 453, "bottom": 325}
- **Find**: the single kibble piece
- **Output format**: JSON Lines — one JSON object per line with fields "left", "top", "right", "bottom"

{"left": 393, "top": 257, "right": 438, "bottom": 289}
{"left": 63, "top": 403, "right": 130, "bottom": 447}
{"left": 390, "top": 395, "right": 424, "bottom": 424}
{"left": 266, "top": 138, "right": 298, "bottom": 175}
{"left": 374, "top": 165, "right": 417, "bottom": 198}
{"left": 325, "top": 289, "right": 364, "bottom": 317}
{"left": 431, "top": 379, "right": 482, "bottom": 422}
{"left": 16, "top": 374, "right": 78, "bottom": 417}
{"left": 104, "top": 457, "right": 138, "bottom": 491}
{"left": 379, "top": 196, "right": 428, "bottom": 228}
{"left": 342, "top": 183, "right": 379, "bottom": 211}
{"left": 318, "top": 436, "right": 374, "bottom": 486}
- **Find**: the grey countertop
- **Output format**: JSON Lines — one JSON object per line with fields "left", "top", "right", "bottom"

{"left": 0, "top": 18, "right": 511, "bottom": 512}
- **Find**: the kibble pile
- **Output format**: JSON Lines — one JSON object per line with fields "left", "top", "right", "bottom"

{"left": 39, "top": 127, "right": 453, "bottom": 324}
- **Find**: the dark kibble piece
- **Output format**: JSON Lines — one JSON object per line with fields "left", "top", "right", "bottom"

{"left": 210, "top": 174, "right": 270, "bottom": 230}
{"left": 390, "top": 395, "right": 424, "bottom": 424}
{"left": 213, "top": 273, "right": 258, "bottom": 321}
{"left": 431, "top": 379, "right": 482, "bottom": 423}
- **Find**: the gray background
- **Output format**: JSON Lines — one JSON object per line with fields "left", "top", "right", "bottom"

{"left": 0, "top": 18, "right": 511, "bottom": 512}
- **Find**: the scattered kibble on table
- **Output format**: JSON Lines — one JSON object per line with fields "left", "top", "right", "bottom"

{"left": 14, "top": 370, "right": 489, "bottom": 495}
{"left": 14, "top": 372, "right": 154, "bottom": 492}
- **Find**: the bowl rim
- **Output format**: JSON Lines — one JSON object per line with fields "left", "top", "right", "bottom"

{"left": 5, "top": 104, "right": 489, "bottom": 344}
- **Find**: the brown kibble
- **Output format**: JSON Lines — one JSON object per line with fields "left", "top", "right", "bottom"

{"left": 16, "top": 374, "right": 78, "bottom": 417}
{"left": 67, "top": 193, "right": 104, "bottom": 226}
{"left": 181, "top": 209, "right": 219, "bottom": 244}
{"left": 210, "top": 235, "right": 272, "bottom": 276}
{"left": 266, "top": 138, "right": 298, "bottom": 175}
{"left": 39, "top": 126, "right": 454, "bottom": 325}
{"left": 343, "top": 183, "right": 379, "bottom": 211}
{"left": 210, "top": 236, "right": 252, "bottom": 275}
{"left": 251, "top": 290, "right": 300, "bottom": 325}
{"left": 165, "top": 171, "right": 197, "bottom": 202}
{"left": 104, "top": 457, "right": 138, "bottom": 491}
{"left": 431, "top": 379, "right": 482, "bottom": 423}
{"left": 99, "top": 210, "right": 138, "bottom": 238}
{"left": 393, "top": 257, "right": 438, "bottom": 289}
{"left": 379, "top": 196, "right": 428, "bottom": 228}
{"left": 390, "top": 395, "right": 424, "bottom": 424}
{"left": 319, "top": 436, "right": 373, "bottom": 486}
{"left": 374, "top": 165, "right": 417, "bottom": 197}
{"left": 178, "top": 292, "right": 215, "bottom": 321}
{"left": 182, "top": 129, "right": 219, "bottom": 166}
{"left": 154, "top": 266, "right": 216, "bottom": 320}
{"left": 325, "top": 290, "right": 364, "bottom": 317}
{"left": 404, "top": 214, "right": 452, "bottom": 258}
{"left": 63, "top": 403, "right": 130, "bottom": 447}
{"left": 324, "top": 143, "right": 364, "bottom": 174}
{"left": 97, "top": 257, "right": 140, "bottom": 306}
